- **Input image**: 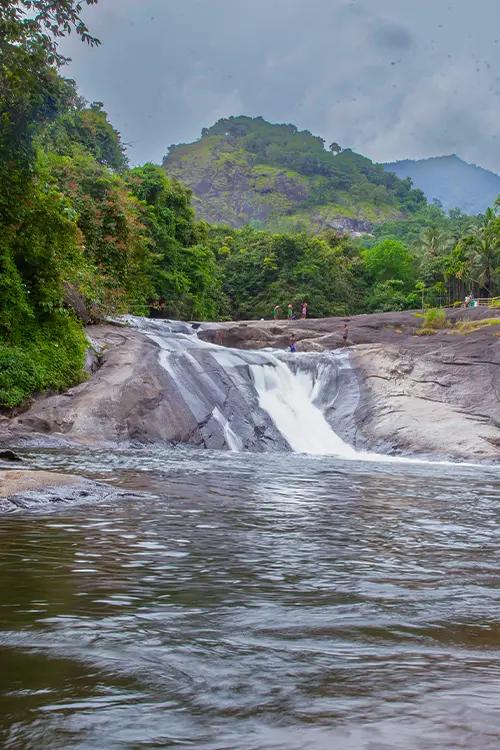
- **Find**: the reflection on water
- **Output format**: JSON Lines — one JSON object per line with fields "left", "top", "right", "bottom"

{"left": 1, "top": 448, "right": 500, "bottom": 749}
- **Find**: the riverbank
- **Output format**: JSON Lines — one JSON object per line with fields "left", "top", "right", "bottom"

{"left": 1, "top": 308, "right": 498, "bottom": 462}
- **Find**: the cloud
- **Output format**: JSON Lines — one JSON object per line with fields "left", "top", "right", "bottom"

{"left": 372, "top": 22, "right": 414, "bottom": 51}
{"left": 61, "top": 0, "right": 500, "bottom": 172}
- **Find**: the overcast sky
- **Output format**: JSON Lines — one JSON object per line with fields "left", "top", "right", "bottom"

{"left": 62, "top": 0, "right": 500, "bottom": 172}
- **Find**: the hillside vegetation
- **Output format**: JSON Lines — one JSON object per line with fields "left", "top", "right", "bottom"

{"left": 164, "top": 116, "right": 427, "bottom": 233}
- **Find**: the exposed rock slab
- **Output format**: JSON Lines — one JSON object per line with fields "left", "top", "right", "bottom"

{"left": 1, "top": 326, "right": 200, "bottom": 447}
{"left": 0, "top": 469, "right": 146, "bottom": 513}
{"left": 0, "top": 323, "right": 288, "bottom": 451}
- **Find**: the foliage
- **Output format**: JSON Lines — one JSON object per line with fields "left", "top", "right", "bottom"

{"left": 0, "top": 0, "right": 96, "bottom": 406}
{"left": 366, "top": 280, "right": 415, "bottom": 313}
{"left": 361, "top": 239, "right": 415, "bottom": 285}
{"left": 0, "top": 0, "right": 99, "bottom": 65}
{"left": 206, "top": 226, "right": 363, "bottom": 319}
{"left": 0, "top": 315, "right": 87, "bottom": 408}
{"left": 454, "top": 317, "right": 500, "bottom": 334}
{"left": 127, "top": 164, "right": 223, "bottom": 319}
{"left": 41, "top": 99, "right": 128, "bottom": 170}
{"left": 422, "top": 308, "right": 447, "bottom": 329}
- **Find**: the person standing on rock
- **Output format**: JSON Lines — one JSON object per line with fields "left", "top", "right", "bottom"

{"left": 342, "top": 322, "right": 349, "bottom": 347}
{"left": 289, "top": 334, "right": 297, "bottom": 353}
{"left": 301, "top": 301, "right": 308, "bottom": 319}
{"left": 273, "top": 304, "right": 281, "bottom": 320}
{"left": 287, "top": 303, "right": 293, "bottom": 320}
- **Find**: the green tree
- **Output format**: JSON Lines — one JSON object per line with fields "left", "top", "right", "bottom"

{"left": 128, "top": 164, "right": 222, "bottom": 319}
{"left": 0, "top": 1, "right": 99, "bottom": 64}
{"left": 0, "top": 1, "right": 100, "bottom": 405}
{"left": 42, "top": 100, "right": 128, "bottom": 171}
{"left": 361, "top": 238, "right": 415, "bottom": 286}
{"left": 462, "top": 220, "right": 500, "bottom": 296}
{"left": 418, "top": 225, "right": 452, "bottom": 258}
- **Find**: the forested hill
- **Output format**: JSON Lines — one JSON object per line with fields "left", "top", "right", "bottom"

{"left": 163, "top": 116, "right": 427, "bottom": 234}
{"left": 383, "top": 155, "right": 500, "bottom": 215}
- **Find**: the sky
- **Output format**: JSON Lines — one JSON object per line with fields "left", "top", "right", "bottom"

{"left": 62, "top": 0, "right": 500, "bottom": 172}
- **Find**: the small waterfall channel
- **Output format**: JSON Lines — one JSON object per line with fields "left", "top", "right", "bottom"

{"left": 250, "top": 355, "right": 358, "bottom": 457}
{"left": 122, "top": 316, "right": 360, "bottom": 457}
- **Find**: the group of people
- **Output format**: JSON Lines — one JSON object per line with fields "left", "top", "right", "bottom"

{"left": 272, "top": 301, "right": 352, "bottom": 354}
{"left": 273, "top": 302, "right": 308, "bottom": 320}
{"left": 464, "top": 293, "right": 477, "bottom": 308}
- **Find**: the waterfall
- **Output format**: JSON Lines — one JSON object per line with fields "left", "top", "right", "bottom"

{"left": 122, "top": 316, "right": 360, "bottom": 456}
{"left": 117, "top": 316, "right": 472, "bottom": 465}
{"left": 249, "top": 355, "right": 358, "bottom": 457}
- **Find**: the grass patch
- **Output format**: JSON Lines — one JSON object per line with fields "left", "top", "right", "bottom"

{"left": 454, "top": 317, "right": 500, "bottom": 334}
{"left": 415, "top": 327, "right": 439, "bottom": 336}
{"left": 421, "top": 308, "right": 447, "bottom": 330}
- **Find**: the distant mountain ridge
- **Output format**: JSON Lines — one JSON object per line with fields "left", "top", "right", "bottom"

{"left": 163, "top": 116, "right": 426, "bottom": 234}
{"left": 383, "top": 155, "right": 500, "bottom": 215}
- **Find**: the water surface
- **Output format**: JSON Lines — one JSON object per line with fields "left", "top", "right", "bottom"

{"left": 1, "top": 448, "right": 500, "bottom": 749}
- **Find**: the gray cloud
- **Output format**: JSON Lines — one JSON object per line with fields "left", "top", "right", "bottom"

{"left": 62, "top": 0, "right": 500, "bottom": 172}
{"left": 372, "top": 23, "right": 414, "bottom": 51}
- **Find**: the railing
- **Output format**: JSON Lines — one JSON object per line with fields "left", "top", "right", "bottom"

{"left": 448, "top": 296, "right": 500, "bottom": 308}
{"left": 476, "top": 297, "right": 500, "bottom": 306}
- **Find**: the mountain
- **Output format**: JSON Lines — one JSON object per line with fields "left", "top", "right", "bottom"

{"left": 163, "top": 116, "right": 426, "bottom": 234}
{"left": 383, "top": 155, "right": 500, "bottom": 215}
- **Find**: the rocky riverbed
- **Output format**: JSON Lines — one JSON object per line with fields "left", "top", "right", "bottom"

{"left": 1, "top": 308, "right": 498, "bottom": 462}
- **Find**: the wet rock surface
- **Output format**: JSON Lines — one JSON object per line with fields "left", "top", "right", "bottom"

{"left": 0, "top": 469, "right": 148, "bottom": 513}
{"left": 1, "top": 322, "right": 290, "bottom": 452}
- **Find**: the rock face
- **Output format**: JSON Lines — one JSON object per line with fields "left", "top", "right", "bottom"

{"left": 199, "top": 308, "right": 500, "bottom": 461}
{"left": 1, "top": 325, "right": 198, "bottom": 447}
{"left": 1, "top": 309, "right": 499, "bottom": 462}
{"left": 0, "top": 322, "right": 291, "bottom": 451}
{"left": 0, "top": 469, "right": 145, "bottom": 512}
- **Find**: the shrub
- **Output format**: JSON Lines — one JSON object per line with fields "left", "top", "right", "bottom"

{"left": 0, "top": 314, "right": 87, "bottom": 409}
{"left": 422, "top": 307, "right": 447, "bottom": 330}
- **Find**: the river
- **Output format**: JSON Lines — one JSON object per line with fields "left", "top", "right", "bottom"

{"left": 1, "top": 447, "right": 500, "bottom": 749}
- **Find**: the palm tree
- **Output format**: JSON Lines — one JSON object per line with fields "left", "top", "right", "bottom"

{"left": 418, "top": 225, "right": 452, "bottom": 257}
{"left": 466, "top": 222, "right": 500, "bottom": 297}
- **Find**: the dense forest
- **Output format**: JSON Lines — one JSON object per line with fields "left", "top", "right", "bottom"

{"left": 1, "top": 1, "right": 499, "bottom": 409}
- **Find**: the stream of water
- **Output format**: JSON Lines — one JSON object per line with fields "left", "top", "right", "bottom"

{"left": 1, "top": 448, "right": 500, "bottom": 750}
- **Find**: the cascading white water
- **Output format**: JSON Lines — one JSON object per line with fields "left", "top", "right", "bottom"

{"left": 212, "top": 407, "right": 243, "bottom": 452}
{"left": 250, "top": 355, "right": 358, "bottom": 457}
